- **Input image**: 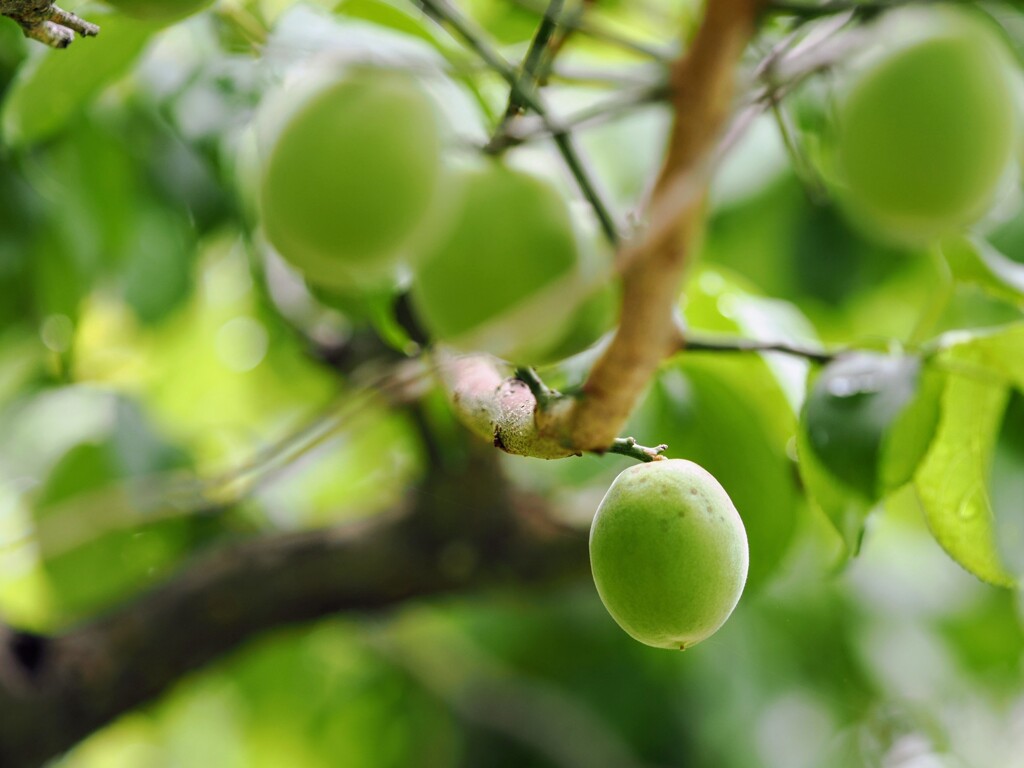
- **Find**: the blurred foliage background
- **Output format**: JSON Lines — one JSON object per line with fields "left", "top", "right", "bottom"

{"left": 1, "top": 0, "right": 1024, "bottom": 766}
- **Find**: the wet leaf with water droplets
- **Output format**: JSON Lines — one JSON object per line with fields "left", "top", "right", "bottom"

{"left": 915, "top": 372, "right": 1016, "bottom": 587}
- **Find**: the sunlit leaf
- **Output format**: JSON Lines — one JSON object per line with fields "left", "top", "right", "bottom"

{"left": 937, "top": 321, "right": 1024, "bottom": 389}
{"left": 914, "top": 368, "right": 1015, "bottom": 588}
{"left": 942, "top": 235, "right": 1024, "bottom": 307}
{"left": 335, "top": 0, "right": 448, "bottom": 47}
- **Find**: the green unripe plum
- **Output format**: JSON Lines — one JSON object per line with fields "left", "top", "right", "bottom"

{"left": 836, "top": 7, "right": 1017, "bottom": 242}
{"left": 410, "top": 163, "right": 591, "bottom": 363}
{"left": 260, "top": 68, "right": 444, "bottom": 289}
{"left": 589, "top": 459, "right": 749, "bottom": 650}
{"left": 103, "top": 0, "right": 213, "bottom": 21}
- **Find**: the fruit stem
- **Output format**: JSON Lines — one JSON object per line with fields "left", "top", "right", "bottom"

{"left": 608, "top": 437, "right": 668, "bottom": 463}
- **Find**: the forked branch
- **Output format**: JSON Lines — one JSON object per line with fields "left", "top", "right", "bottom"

{"left": 444, "top": 0, "right": 765, "bottom": 457}
{"left": 0, "top": 0, "right": 98, "bottom": 47}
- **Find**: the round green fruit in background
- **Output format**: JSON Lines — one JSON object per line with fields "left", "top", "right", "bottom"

{"left": 260, "top": 68, "right": 444, "bottom": 289}
{"left": 835, "top": 7, "right": 1017, "bottom": 242}
{"left": 409, "top": 163, "right": 587, "bottom": 363}
{"left": 589, "top": 459, "right": 749, "bottom": 650}
{"left": 103, "top": 0, "right": 213, "bottom": 21}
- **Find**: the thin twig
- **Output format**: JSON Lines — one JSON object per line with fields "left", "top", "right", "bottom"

{"left": 416, "top": 0, "right": 620, "bottom": 245}
{"left": 769, "top": 97, "right": 828, "bottom": 202}
{"left": 508, "top": 0, "right": 674, "bottom": 62}
{"left": 682, "top": 334, "right": 835, "bottom": 364}
{"left": 765, "top": 0, "right": 916, "bottom": 21}
{"left": 487, "top": 0, "right": 566, "bottom": 153}
{"left": 492, "top": 83, "right": 670, "bottom": 151}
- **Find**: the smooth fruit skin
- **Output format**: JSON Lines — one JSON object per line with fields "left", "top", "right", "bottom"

{"left": 260, "top": 69, "right": 443, "bottom": 289}
{"left": 589, "top": 459, "right": 749, "bottom": 650}
{"left": 409, "top": 163, "right": 582, "bottom": 363}
{"left": 837, "top": 8, "right": 1016, "bottom": 242}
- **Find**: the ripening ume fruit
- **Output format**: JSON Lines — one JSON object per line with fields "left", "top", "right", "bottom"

{"left": 836, "top": 6, "right": 1017, "bottom": 242}
{"left": 410, "top": 162, "right": 591, "bottom": 364}
{"left": 589, "top": 459, "right": 749, "bottom": 650}
{"left": 103, "top": 0, "right": 213, "bottom": 21}
{"left": 259, "top": 68, "right": 444, "bottom": 289}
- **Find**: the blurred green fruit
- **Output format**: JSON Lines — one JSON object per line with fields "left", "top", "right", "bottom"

{"left": 589, "top": 459, "right": 749, "bottom": 650}
{"left": 410, "top": 163, "right": 597, "bottom": 364}
{"left": 260, "top": 68, "right": 444, "bottom": 289}
{"left": 103, "top": 0, "right": 213, "bottom": 20}
{"left": 836, "top": 7, "right": 1017, "bottom": 242}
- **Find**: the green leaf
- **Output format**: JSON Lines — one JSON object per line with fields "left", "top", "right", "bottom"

{"left": 991, "top": 389, "right": 1024, "bottom": 577}
{"left": 914, "top": 369, "right": 1015, "bottom": 588}
{"left": 803, "top": 352, "right": 923, "bottom": 500}
{"left": 795, "top": 420, "right": 872, "bottom": 558}
{"left": 632, "top": 354, "right": 800, "bottom": 589}
{"left": 879, "top": 365, "right": 943, "bottom": 493}
{"left": 1, "top": 12, "right": 164, "bottom": 147}
{"left": 32, "top": 398, "right": 199, "bottom": 617}
{"left": 120, "top": 205, "right": 195, "bottom": 324}
{"left": 939, "top": 321, "right": 1024, "bottom": 389}
{"left": 942, "top": 235, "right": 1024, "bottom": 307}
{"left": 335, "top": 0, "right": 448, "bottom": 48}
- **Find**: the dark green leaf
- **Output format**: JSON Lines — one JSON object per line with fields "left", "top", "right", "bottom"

{"left": 991, "top": 389, "right": 1024, "bottom": 577}
{"left": 804, "top": 352, "right": 923, "bottom": 500}
{"left": 795, "top": 421, "right": 872, "bottom": 558}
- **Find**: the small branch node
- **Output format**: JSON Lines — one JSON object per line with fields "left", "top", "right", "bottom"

{"left": 513, "top": 366, "right": 560, "bottom": 410}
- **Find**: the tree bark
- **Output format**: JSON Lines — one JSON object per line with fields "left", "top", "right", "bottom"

{"left": 444, "top": 0, "right": 766, "bottom": 458}
{"left": 0, "top": 0, "right": 98, "bottom": 47}
{"left": 0, "top": 448, "right": 587, "bottom": 768}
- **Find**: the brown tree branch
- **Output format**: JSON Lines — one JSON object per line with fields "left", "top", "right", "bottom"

{"left": 444, "top": 0, "right": 765, "bottom": 457}
{"left": 0, "top": 448, "right": 588, "bottom": 768}
{"left": 441, "top": 352, "right": 580, "bottom": 459}
{"left": 559, "top": 0, "right": 763, "bottom": 451}
{"left": 0, "top": 0, "right": 98, "bottom": 48}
